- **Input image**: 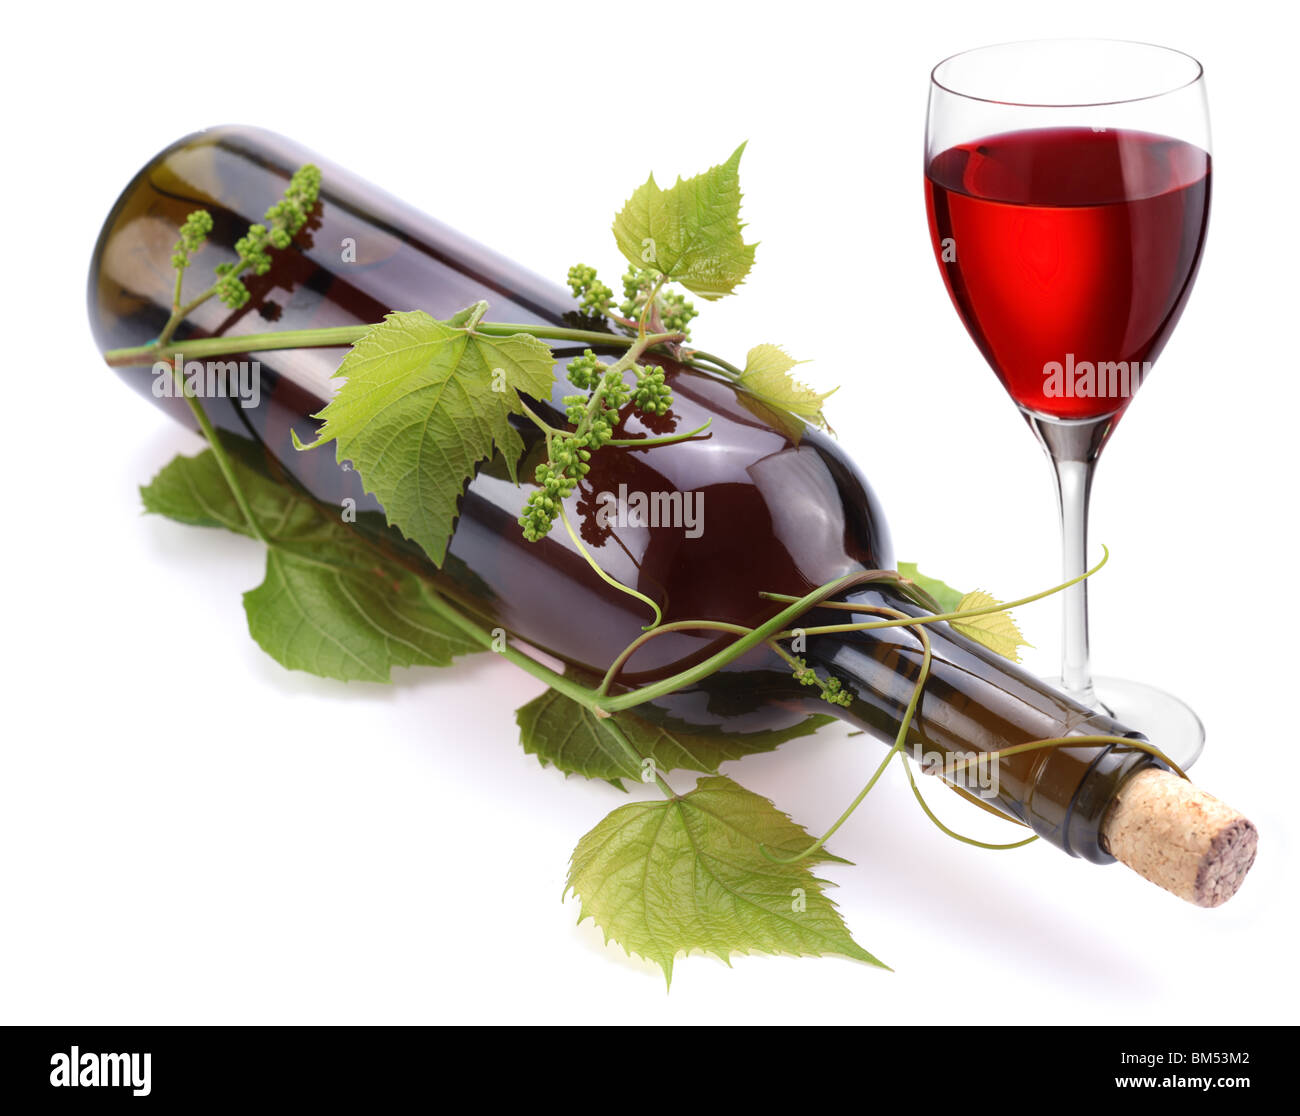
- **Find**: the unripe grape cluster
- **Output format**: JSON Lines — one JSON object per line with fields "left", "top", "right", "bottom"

{"left": 619, "top": 265, "right": 697, "bottom": 339}
{"left": 790, "top": 656, "right": 854, "bottom": 707}
{"left": 170, "top": 210, "right": 213, "bottom": 271}
{"left": 518, "top": 431, "right": 593, "bottom": 542}
{"left": 215, "top": 225, "right": 273, "bottom": 308}
{"left": 211, "top": 164, "right": 322, "bottom": 309}
{"left": 266, "top": 164, "right": 321, "bottom": 242}
{"left": 658, "top": 289, "right": 698, "bottom": 336}
{"left": 633, "top": 365, "right": 672, "bottom": 415}
{"left": 565, "top": 263, "right": 699, "bottom": 339}
{"left": 619, "top": 265, "right": 656, "bottom": 319}
{"left": 517, "top": 351, "right": 673, "bottom": 541}
{"left": 563, "top": 349, "right": 603, "bottom": 391}
{"left": 566, "top": 263, "right": 615, "bottom": 317}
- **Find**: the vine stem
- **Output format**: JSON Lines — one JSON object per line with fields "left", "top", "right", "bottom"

{"left": 745, "top": 558, "right": 1139, "bottom": 860}
{"left": 559, "top": 505, "right": 662, "bottom": 632}
{"left": 758, "top": 547, "right": 1110, "bottom": 636}
{"left": 174, "top": 370, "right": 268, "bottom": 545}
{"left": 944, "top": 735, "right": 1187, "bottom": 782}
{"left": 595, "top": 715, "right": 676, "bottom": 798}
{"left": 107, "top": 326, "right": 365, "bottom": 367}
{"left": 160, "top": 285, "right": 221, "bottom": 347}
{"left": 517, "top": 399, "right": 564, "bottom": 437}
{"left": 887, "top": 734, "right": 1189, "bottom": 853}
{"left": 682, "top": 348, "right": 744, "bottom": 378}
{"left": 606, "top": 419, "right": 712, "bottom": 448}
{"left": 639, "top": 276, "right": 666, "bottom": 335}
{"left": 591, "top": 571, "right": 901, "bottom": 702}
{"left": 581, "top": 558, "right": 1126, "bottom": 836}
{"left": 898, "top": 756, "right": 1038, "bottom": 850}
{"left": 761, "top": 606, "right": 933, "bottom": 864}
{"left": 104, "top": 321, "right": 672, "bottom": 368}
{"left": 595, "top": 620, "right": 750, "bottom": 696}
{"left": 592, "top": 573, "right": 899, "bottom": 713}
{"left": 171, "top": 263, "right": 186, "bottom": 315}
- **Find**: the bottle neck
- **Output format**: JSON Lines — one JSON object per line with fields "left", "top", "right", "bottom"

{"left": 805, "top": 584, "right": 1157, "bottom": 862}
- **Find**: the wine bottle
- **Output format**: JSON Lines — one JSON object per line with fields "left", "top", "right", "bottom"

{"left": 88, "top": 126, "right": 1255, "bottom": 904}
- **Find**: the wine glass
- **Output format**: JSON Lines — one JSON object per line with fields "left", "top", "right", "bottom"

{"left": 923, "top": 40, "right": 1212, "bottom": 767}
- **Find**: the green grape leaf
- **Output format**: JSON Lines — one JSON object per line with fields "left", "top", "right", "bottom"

{"left": 566, "top": 775, "right": 887, "bottom": 986}
{"left": 241, "top": 550, "right": 475, "bottom": 682}
{"left": 949, "top": 590, "right": 1031, "bottom": 663}
{"left": 737, "top": 344, "right": 834, "bottom": 430}
{"left": 141, "top": 448, "right": 482, "bottom": 682}
{"left": 612, "top": 144, "right": 756, "bottom": 300}
{"left": 897, "top": 564, "right": 1030, "bottom": 663}
{"left": 140, "top": 441, "right": 309, "bottom": 535}
{"left": 516, "top": 675, "right": 834, "bottom": 787}
{"left": 293, "top": 307, "right": 555, "bottom": 566}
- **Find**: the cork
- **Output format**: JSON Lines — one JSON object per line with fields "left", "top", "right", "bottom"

{"left": 1101, "top": 768, "right": 1257, "bottom": 907}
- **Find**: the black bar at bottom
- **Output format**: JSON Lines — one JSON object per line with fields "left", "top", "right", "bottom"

{"left": 0, "top": 1024, "right": 1284, "bottom": 1101}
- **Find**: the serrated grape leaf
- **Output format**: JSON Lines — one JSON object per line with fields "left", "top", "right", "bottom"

{"left": 293, "top": 308, "right": 555, "bottom": 566}
{"left": 566, "top": 775, "right": 886, "bottom": 986}
{"left": 612, "top": 144, "right": 756, "bottom": 300}
{"left": 141, "top": 441, "right": 313, "bottom": 535}
{"left": 737, "top": 344, "right": 834, "bottom": 430}
{"left": 897, "top": 564, "right": 1030, "bottom": 663}
{"left": 950, "top": 590, "right": 1030, "bottom": 663}
{"left": 516, "top": 675, "right": 834, "bottom": 787}
{"left": 141, "top": 448, "right": 482, "bottom": 682}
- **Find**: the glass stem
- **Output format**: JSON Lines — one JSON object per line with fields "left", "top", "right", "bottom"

{"left": 1051, "top": 455, "right": 1097, "bottom": 703}
{"left": 1025, "top": 413, "right": 1116, "bottom": 708}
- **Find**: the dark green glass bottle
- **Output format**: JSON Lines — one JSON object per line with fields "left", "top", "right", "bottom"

{"left": 88, "top": 126, "right": 1158, "bottom": 863}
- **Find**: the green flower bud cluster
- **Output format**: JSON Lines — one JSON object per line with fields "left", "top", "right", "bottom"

{"left": 518, "top": 430, "right": 593, "bottom": 542}
{"left": 790, "top": 656, "right": 853, "bottom": 707}
{"left": 214, "top": 225, "right": 273, "bottom": 308}
{"left": 594, "top": 366, "right": 632, "bottom": 427}
{"left": 619, "top": 265, "right": 697, "bottom": 339}
{"left": 565, "top": 349, "right": 604, "bottom": 391}
{"left": 619, "top": 265, "right": 658, "bottom": 319}
{"left": 213, "top": 273, "right": 251, "bottom": 310}
{"left": 265, "top": 163, "right": 322, "bottom": 245}
{"left": 563, "top": 366, "right": 630, "bottom": 430}
{"left": 213, "top": 164, "right": 322, "bottom": 309}
{"left": 566, "top": 263, "right": 614, "bottom": 317}
{"left": 170, "top": 210, "right": 213, "bottom": 271}
{"left": 658, "top": 289, "right": 698, "bottom": 336}
{"left": 520, "top": 336, "right": 679, "bottom": 542}
{"left": 633, "top": 365, "right": 672, "bottom": 415}
{"left": 520, "top": 365, "right": 633, "bottom": 542}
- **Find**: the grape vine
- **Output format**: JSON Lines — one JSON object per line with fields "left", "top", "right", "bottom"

{"left": 111, "top": 148, "right": 1187, "bottom": 985}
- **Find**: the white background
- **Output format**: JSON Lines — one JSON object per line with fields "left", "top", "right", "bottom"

{"left": 2, "top": 0, "right": 1294, "bottom": 1025}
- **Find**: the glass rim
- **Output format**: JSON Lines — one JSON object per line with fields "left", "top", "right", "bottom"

{"left": 930, "top": 38, "right": 1205, "bottom": 109}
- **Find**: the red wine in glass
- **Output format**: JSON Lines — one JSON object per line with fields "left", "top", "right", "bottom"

{"left": 924, "top": 40, "right": 1213, "bottom": 767}
{"left": 926, "top": 127, "right": 1210, "bottom": 421}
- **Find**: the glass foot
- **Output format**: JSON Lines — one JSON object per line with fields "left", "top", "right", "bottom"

{"left": 1046, "top": 674, "right": 1206, "bottom": 771}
